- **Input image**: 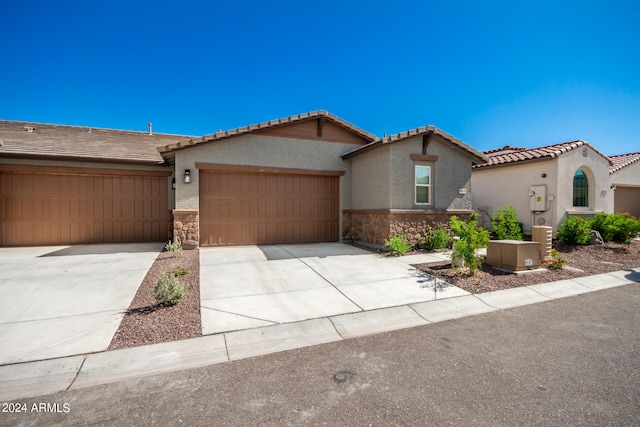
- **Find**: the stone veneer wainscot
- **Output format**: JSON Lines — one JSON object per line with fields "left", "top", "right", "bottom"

{"left": 172, "top": 210, "right": 199, "bottom": 248}
{"left": 342, "top": 209, "right": 474, "bottom": 245}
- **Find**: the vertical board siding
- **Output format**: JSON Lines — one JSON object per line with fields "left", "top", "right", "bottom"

{"left": 0, "top": 171, "right": 169, "bottom": 246}
{"left": 200, "top": 171, "right": 339, "bottom": 246}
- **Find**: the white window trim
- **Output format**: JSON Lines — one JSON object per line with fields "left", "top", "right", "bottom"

{"left": 414, "top": 165, "right": 431, "bottom": 205}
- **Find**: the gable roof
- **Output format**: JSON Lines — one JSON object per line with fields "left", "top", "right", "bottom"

{"left": 474, "top": 140, "right": 613, "bottom": 169}
{"left": 157, "top": 110, "right": 377, "bottom": 154}
{"left": 341, "top": 125, "right": 489, "bottom": 164}
{"left": 609, "top": 152, "right": 640, "bottom": 174}
{"left": 0, "top": 120, "right": 192, "bottom": 165}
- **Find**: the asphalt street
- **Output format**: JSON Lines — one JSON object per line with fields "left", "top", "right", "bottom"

{"left": 3, "top": 284, "right": 639, "bottom": 426}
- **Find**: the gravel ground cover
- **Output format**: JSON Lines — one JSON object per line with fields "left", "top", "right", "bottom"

{"left": 108, "top": 248, "right": 201, "bottom": 350}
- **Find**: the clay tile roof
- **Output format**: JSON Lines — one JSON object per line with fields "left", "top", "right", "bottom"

{"left": 0, "top": 120, "right": 192, "bottom": 165}
{"left": 609, "top": 152, "right": 640, "bottom": 174}
{"left": 474, "top": 140, "right": 613, "bottom": 169}
{"left": 157, "top": 110, "right": 377, "bottom": 154}
{"left": 342, "top": 125, "right": 488, "bottom": 164}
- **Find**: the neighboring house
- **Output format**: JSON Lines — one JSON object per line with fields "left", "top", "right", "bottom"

{"left": 471, "top": 141, "right": 640, "bottom": 235}
{"left": 609, "top": 153, "right": 640, "bottom": 218}
{"left": 0, "top": 111, "right": 487, "bottom": 247}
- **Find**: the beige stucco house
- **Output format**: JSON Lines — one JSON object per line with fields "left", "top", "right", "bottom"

{"left": 1, "top": 111, "right": 487, "bottom": 247}
{"left": 472, "top": 141, "right": 640, "bottom": 235}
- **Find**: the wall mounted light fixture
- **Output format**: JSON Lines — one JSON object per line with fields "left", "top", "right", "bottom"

{"left": 171, "top": 178, "right": 176, "bottom": 190}
{"left": 184, "top": 169, "right": 191, "bottom": 184}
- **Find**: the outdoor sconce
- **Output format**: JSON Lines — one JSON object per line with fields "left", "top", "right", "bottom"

{"left": 171, "top": 178, "right": 176, "bottom": 190}
{"left": 184, "top": 169, "right": 191, "bottom": 184}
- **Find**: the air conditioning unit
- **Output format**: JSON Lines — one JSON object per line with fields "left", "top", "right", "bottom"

{"left": 487, "top": 240, "right": 542, "bottom": 272}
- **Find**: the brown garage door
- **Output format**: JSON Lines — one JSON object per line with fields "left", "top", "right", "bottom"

{"left": 614, "top": 186, "right": 640, "bottom": 218}
{"left": 0, "top": 168, "right": 169, "bottom": 246}
{"left": 199, "top": 171, "right": 339, "bottom": 246}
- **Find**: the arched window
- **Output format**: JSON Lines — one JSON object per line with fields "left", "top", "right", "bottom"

{"left": 573, "top": 169, "right": 588, "bottom": 207}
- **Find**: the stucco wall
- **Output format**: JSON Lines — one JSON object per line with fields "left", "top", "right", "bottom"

{"left": 173, "top": 133, "right": 360, "bottom": 212}
{"left": 472, "top": 159, "right": 560, "bottom": 233}
{"left": 349, "top": 146, "right": 391, "bottom": 209}
{"left": 389, "top": 135, "right": 473, "bottom": 210}
{"left": 611, "top": 161, "right": 640, "bottom": 186}
{"left": 556, "top": 146, "right": 612, "bottom": 221}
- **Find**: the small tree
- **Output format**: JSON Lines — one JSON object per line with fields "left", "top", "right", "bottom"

{"left": 491, "top": 205, "right": 523, "bottom": 240}
{"left": 450, "top": 213, "right": 490, "bottom": 275}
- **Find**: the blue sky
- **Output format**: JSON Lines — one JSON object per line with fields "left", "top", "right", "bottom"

{"left": 1, "top": 1, "right": 639, "bottom": 155}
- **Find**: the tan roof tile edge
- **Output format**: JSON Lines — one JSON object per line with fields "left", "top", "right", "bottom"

{"left": 157, "top": 110, "right": 377, "bottom": 154}
{"left": 342, "top": 125, "right": 488, "bottom": 163}
{"left": 609, "top": 152, "right": 640, "bottom": 174}
{"left": 474, "top": 140, "right": 614, "bottom": 169}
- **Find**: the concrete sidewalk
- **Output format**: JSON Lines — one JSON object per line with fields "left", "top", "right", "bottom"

{"left": 1, "top": 267, "right": 637, "bottom": 402}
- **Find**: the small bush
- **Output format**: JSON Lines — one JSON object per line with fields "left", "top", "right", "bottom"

{"left": 423, "top": 225, "right": 450, "bottom": 250}
{"left": 591, "top": 212, "right": 640, "bottom": 243}
{"left": 545, "top": 248, "right": 566, "bottom": 270}
{"left": 384, "top": 235, "right": 414, "bottom": 257}
{"left": 491, "top": 205, "right": 523, "bottom": 240}
{"left": 154, "top": 272, "right": 188, "bottom": 306}
{"left": 557, "top": 216, "right": 592, "bottom": 245}
{"left": 165, "top": 237, "right": 183, "bottom": 257}
{"left": 450, "top": 213, "right": 490, "bottom": 275}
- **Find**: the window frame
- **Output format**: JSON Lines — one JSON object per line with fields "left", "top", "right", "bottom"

{"left": 572, "top": 169, "right": 589, "bottom": 207}
{"left": 414, "top": 165, "right": 431, "bottom": 205}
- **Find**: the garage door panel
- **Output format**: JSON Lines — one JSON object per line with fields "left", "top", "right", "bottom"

{"left": 1, "top": 171, "right": 169, "bottom": 246}
{"left": 200, "top": 171, "right": 339, "bottom": 246}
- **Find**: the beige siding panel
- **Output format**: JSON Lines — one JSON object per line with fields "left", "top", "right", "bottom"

{"left": 0, "top": 171, "right": 169, "bottom": 246}
{"left": 200, "top": 171, "right": 339, "bottom": 246}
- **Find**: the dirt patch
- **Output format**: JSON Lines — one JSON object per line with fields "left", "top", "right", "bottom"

{"left": 108, "top": 248, "right": 201, "bottom": 351}
{"left": 412, "top": 240, "right": 640, "bottom": 294}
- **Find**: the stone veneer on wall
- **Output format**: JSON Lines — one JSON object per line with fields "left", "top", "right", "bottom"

{"left": 172, "top": 210, "right": 199, "bottom": 248}
{"left": 342, "top": 209, "right": 473, "bottom": 245}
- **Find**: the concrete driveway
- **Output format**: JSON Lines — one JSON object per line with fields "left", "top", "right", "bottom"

{"left": 200, "top": 242, "right": 468, "bottom": 335}
{"left": 0, "top": 243, "right": 163, "bottom": 365}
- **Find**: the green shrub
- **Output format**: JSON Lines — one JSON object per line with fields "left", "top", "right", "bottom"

{"left": 491, "top": 205, "right": 523, "bottom": 240}
{"left": 450, "top": 213, "right": 490, "bottom": 275}
{"left": 591, "top": 212, "right": 640, "bottom": 243}
{"left": 423, "top": 225, "right": 450, "bottom": 250}
{"left": 154, "top": 272, "right": 188, "bottom": 306}
{"left": 557, "top": 216, "right": 592, "bottom": 245}
{"left": 384, "top": 235, "right": 414, "bottom": 257}
{"left": 165, "top": 237, "right": 183, "bottom": 257}
{"left": 545, "top": 248, "right": 566, "bottom": 270}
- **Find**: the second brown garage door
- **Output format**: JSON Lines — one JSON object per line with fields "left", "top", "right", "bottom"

{"left": 0, "top": 167, "right": 169, "bottom": 246}
{"left": 199, "top": 171, "right": 339, "bottom": 246}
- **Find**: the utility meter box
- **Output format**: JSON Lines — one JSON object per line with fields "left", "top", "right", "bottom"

{"left": 487, "top": 240, "right": 542, "bottom": 272}
{"left": 530, "top": 185, "right": 547, "bottom": 212}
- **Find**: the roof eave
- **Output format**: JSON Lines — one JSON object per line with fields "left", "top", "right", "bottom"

{"left": 158, "top": 110, "right": 377, "bottom": 154}
{"left": 0, "top": 152, "right": 169, "bottom": 167}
